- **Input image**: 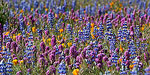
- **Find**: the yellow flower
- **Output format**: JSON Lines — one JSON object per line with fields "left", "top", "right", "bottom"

{"left": 12, "top": 59, "right": 18, "bottom": 65}
{"left": 57, "top": 41, "right": 61, "bottom": 44}
{"left": 49, "top": 43, "right": 51, "bottom": 46}
{"left": 57, "top": 35, "right": 60, "bottom": 39}
{"left": 2, "top": 46, "right": 6, "bottom": 50}
{"left": 120, "top": 58, "right": 122, "bottom": 63}
{"left": 20, "top": 60, "right": 24, "bottom": 64}
{"left": 47, "top": 38, "right": 51, "bottom": 43}
{"left": 43, "top": 37, "right": 45, "bottom": 43}
{"left": 97, "top": 27, "right": 99, "bottom": 30}
{"left": 72, "top": 69, "right": 79, "bottom": 75}
{"left": 10, "top": 24, "right": 13, "bottom": 27}
{"left": 91, "top": 27, "right": 94, "bottom": 33}
{"left": 132, "top": 61, "right": 135, "bottom": 63}
{"left": 62, "top": 43, "right": 66, "bottom": 48}
{"left": 31, "top": 8, "right": 33, "bottom": 12}
{"left": 84, "top": 10, "right": 86, "bottom": 14}
{"left": 129, "top": 65, "right": 134, "bottom": 70}
{"left": 75, "top": 19, "right": 78, "bottom": 22}
{"left": 91, "top": 34, "right": 95, "bottom": 39}
{"left": 20, "top": 9, "right": 24, "bottom": 13}
{"left": 45, "top": 8, "right": 48, "bottom": 11}
{"left": 13, "top": 35, "right": 16, "bottom": 40}
{"left": 27, "top": 22, "right": 30, "bottom": 25}
{"left": 141, "top": 26, "right": 144, "bottom": 31}
{"left": 32, "top": 27, "right": 36, "bottom": 33}
{"left": 117, "top": 60, "right": 120, "bottom": 64}
{"left": 110, "top": 2, "right": 114, "bottom": 6}
{"left": 67, "top": 42, "right": 72, "bottom": 47}
{"left": 86, "top": 43, "right": 88, "bottom": 46}
{"left": 59, "top": 29, "right": 64, "bottom": 33}
{"left": 55, "top": 14, "right": 58, "bottom": 18}
{"left": 63, "top": 37, "right": 66, "bottom": 40}
{"left": 18, "top": 33, "right": 21, "bottom": 36}
{"left": 119, "top": 3, "right": 123, "bottom": 7}
{"left": 119, "top": 8, "right": 122, "bottom": 11}
{"left": 91, "top": 23, "right": 94, "bottom": 28}
{"left": 5, "top": 31, "right": 9, "bottom": 35}
{"left": 60, "top": 34, "right": 63, "bottom": 37}
{"left": 120, "top": 44, "right": 123, "bottom": 52}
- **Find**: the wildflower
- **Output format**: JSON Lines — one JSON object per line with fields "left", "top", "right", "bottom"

{"left": 40, "top": 42, "right": 45, "bottom": 52}
{"left": 72, "top": 69, "right": 79, "bottom": 75}
{"left": 45, "top": 30, "right": 49, "bottom": 36}
{"left": 32, "top": 27, "right": 36, "bottom": 33}
{"left": 49, "top": 65, "right": 56, "bottom": 74}
{"left": 129, "top": 65, "right": 134, "bottom": 70}
{"left": 51, "top": 35, "right": 56, "bottom": 47}
{"left": 62, "top": 43, "right": 66, "bottom": 48}
{"left": 16, "top": 71, "right": 22, "bottom": 75}
{"left": 5, "top": 31, "right": 9, "bottom": 35}
{"left": 110, "top": 2, "right": 114, "bottom": 7}
{"left": 119, "top": 3, "right": 123, "bottom": 7}
{"left": 45, "top": 8, "right": 48, "bottom": 11}
{"left": 20, "top": 60, "right": 23, "bottom": 64}
{"left": 120, "top": 44, "right": 123, "bottom": 52}
{"left": 91, "top": 23, "right": 94, "bottom": 28}
{"left": 58, "top": 61, "right": 67, "bottom": 74}
{"left": 20, "top": 9, "right": 24, "bottom": 13}
{"left": 141, "top": 26, "right": 144, "bottom": 31}
{"left": 46, "top": 38, "right": 51, "bottom": 43}
{"left": 55, "top": 14, "right": 58, "bottom": 18}
{"left": 12, "top": 59, "right": 18, "bottom": 65}
{"left": 42, "top": 37, "right": 45, "bottom": 43}
{"left": 67, "top": 42, "right": 72, "bottom": 47}
{"left": 18, "top": 33, "right": 21, "bottom": 36}
{"left": 59, "top": 29, "right": 63, "bottom": 33}
{"left": 91, "top": 34, "right": 95, "bottom": 39}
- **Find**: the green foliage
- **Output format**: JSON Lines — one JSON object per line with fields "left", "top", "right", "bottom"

{"left": 0, "top": 1, "right": 9, "bottom": 25}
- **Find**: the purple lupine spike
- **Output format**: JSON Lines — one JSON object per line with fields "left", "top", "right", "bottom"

{"left": 46, "top": 70, "right": 50, "bottom": 75}
{"left": 103, "top": 56, "right": 108, "bottom": 62}
{"left": 40, "top": 42, "right": 45, "bottom": 52}
{"left": 11, "top": 41, "right": 17, "bottom": 49}
{"left": 6, "top": 42, "right": 10, "bottom": 49}
{"left": 45, "top": 30, "right": 49, "bottom": 36}
{"left": 58, "top": 44, "right": 63, "bottom": 51}
{"left": 49, "top": 65, "right": 56, "bottom": 74}
{"left": 64, "top": 48, "right": 69, "bottom": 55}
{"left": 45, "top": 46, "right": 49, "bottom": 52}
{"left": 49, "top": 54, "right": 55, "bottom": 63}
{"left": 65, "top": 56, "right": 70, "bottom": 65}
{"left": 51, "top": 35, "right": 56, "bottom": 47}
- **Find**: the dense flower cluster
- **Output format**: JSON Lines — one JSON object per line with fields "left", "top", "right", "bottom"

{"left": 0, "top": 0, "right": 150, "bottom": 75}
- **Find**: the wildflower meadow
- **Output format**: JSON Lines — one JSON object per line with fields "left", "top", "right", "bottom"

{"left": 0, "top": 0, "right": 150, "bottom": 75}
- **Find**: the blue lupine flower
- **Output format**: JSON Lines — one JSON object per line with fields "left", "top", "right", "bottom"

{"left": 98, "top": 22, "right": 104, "bottom": 39}
{"left": 128, "top": 40, "right": 136, "bottom": 59}
{"left": 34, "top": 0, "right": 39, "bottom": 9}
{"left": 135, "top": 25, "right": 140, "bottom": 38}
{"left": 27, "top": 4, "right": 31, "bottom": 12}
{"left": 111, "top": 53, "right": 118, "bottom": 66}
{"left": 64, "top": 0, "right": 67, "bottom": 7}
{"left": 105, "top": 71, "right": 111, "bottom": 75}
{"left": 145, "top": 66, "right": 150, "bottom": 75}
{"left": 58, "top": 61, "right": 67, "bottom": 74}
{"left": 48, "top": 12, "right": 54, "bottom": 29}
{"left": 72, "top": 0, "right": 76, "bottom": 10}
{"left": 40, "top": 2, "right": 44, "bottom": 10}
